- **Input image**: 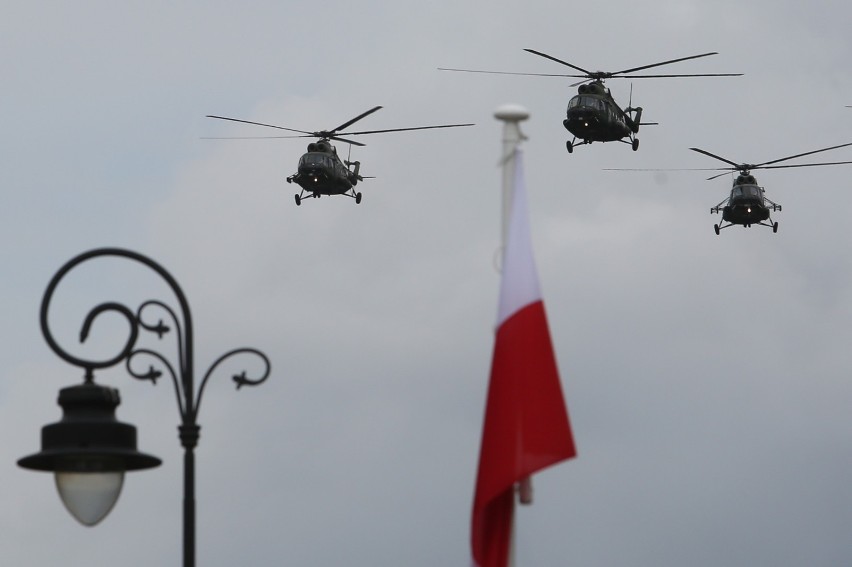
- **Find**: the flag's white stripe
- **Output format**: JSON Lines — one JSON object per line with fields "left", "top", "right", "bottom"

{"left": 497, "top": 150, "right": 542, "bottom": 326}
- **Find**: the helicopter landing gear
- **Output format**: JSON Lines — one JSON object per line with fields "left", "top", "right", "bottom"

{"left": 355, "top": 192, "right": 362, "bottom": 204}
{"left": 566, "top": 137, "right": 589, "bottom": 153}
{"left": 294, "top": 190, "right": 319, "bottom": 206}
{"left": 773, "top": 221, "right": 778, "bottom": 233}
{"left": 714, "top": 224, "right": 720, "bottom": 235}
{"left": 631, "top": 138, "right": 639, "bottom": 151}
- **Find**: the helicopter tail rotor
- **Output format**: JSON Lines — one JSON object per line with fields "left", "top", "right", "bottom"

{"left": 631, "top": 107, "right": 643, "bottom": 134}
{"left": 344, "top": 159, "right": 362, "bottom": 179}
{"left": 623, "top": 84, "right": 644, "bottom": 133}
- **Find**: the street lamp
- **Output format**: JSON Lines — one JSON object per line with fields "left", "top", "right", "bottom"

{"left": 18, "top": 248, "right": 271, "bottom": 567}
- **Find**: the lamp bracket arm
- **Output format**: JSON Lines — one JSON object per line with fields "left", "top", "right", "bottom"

{"left": 126, "top": 348, "right": 187, "bottom": 417}
{"left": 194, "top": 348, "right": 271, "bottom": 421}
{"left": 136, "top": 299, "right": 192, "bottom": 391}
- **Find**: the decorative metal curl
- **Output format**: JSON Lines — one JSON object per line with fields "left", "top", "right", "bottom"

{"left": 39, "top": 247, "right": 272, "bottom": 567}
{"left": 40, "top": 247, "right": 271, "bottom": 410}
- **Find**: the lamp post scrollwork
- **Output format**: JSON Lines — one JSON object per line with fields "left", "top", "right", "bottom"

{"left": 18, "top": 247, "right": 271, "bottom": 567}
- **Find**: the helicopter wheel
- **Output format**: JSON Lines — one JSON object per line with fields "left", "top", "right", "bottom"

{"left": 714, "top": 224, "right": 720, "bottom": 236}
{"left": 631, "top": 138, "right": 639, "bottom": 151}
{"left": 566, "top": 141, "right": 573, "bottom": 153}
{"left": 295, "top": 194, "right": 301, "bottom": 206}
{"left": 773, "top": 222, "right": 778, "bottom": 233}
{"left": 355, "top": 192, "right": 362, "bottom": 204}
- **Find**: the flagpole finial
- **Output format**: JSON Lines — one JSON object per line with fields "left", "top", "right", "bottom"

{"left": 494, "top": 104, "right": 530, "bottom": 123}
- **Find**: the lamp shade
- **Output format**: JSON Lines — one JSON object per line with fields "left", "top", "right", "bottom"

{"left": 18, "top": 381, "right": 161, "bottom": 525}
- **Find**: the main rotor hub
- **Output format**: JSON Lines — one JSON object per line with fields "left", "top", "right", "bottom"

{"left": 307, "top": 140, "right": 334, "bottom": 153}
{"left": 735, "top": 173, "right": 758, "bottom": 185}
{"left": 578, "top": 81, "right": 609, "bottom": 95}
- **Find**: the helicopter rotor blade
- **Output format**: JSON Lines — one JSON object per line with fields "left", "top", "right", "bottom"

{"left": 523, "top": 49, "right": 594, "bottom": 76}
{"left": 757, "top": 160, "right": 852, "bottom": 170}
{"left": 327, "top": 106, "right": 383, "bottom": 135}
{"left": 441, "top": 52, "right": 739, "bottom": 85}
{"left": 602, "top": 168, "right": 737, "bottom": 180}
{"left": 201, "top": 135, "right": 314, "bottom": 140}
{"left": 611, "top": 72, "right": 743, "bottom": 78}
{"left": 205, "top": 115, "right": 313, "bottom": 135}
{"left": 706, "top": 170, "right": 736, "bottom": 181}
{"left": 689, "top": 147, "right": 743, "bottom": 168}
{"left": 612, "top": 52, "right": 720, "bottom": 75}
{"left": 203, "top": 133, "right": 366, "bottom": 146}
{"left": 603, "top": 166, "right": 733, "bottom": 181}
{"left": 438, "top": 67, "right": 585, "bottom": 79}
{"left": 326, "top": 135, "right": 366, "bottom": 147}
{"left": 753, "top": 142, "right": 852, "bottom": 168}
{"left": 201, "top": 132, "right": 364, "bottom": 145}
{"left": 602, "top": 167, "right": 725, "bottom": 172}
{"left": 701, "top": 160, "right": 852, "bottom": 179}
{"left": 569, "top": 78, "right": 594, "bottom": 87}
{"left": 336, "top": 123, "right": 475, "bottom": 136}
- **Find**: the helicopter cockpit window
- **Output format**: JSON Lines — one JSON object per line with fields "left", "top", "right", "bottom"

{"left": 732, "top": 185, "right": 761, "bottom": 199}
{"left": 300, "top": 154, "right": 330, "bottom": 167}
{"left": 569, "top": 96, "right": 600, "bottom": 109}
{"left": 743, "top": 185, "right": 761, "bottom": 198}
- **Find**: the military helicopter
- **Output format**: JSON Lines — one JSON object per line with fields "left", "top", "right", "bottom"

{"left": 606, "top": 142, "right": 852, "bottom": 234}
{"left": 206, "top": 106, "right": 473, "bottom": 205}
{"left": 440, "top": 49, "right": 741, "bottom": 153}
{"left": 692, "top": 143, "right": 852, "bottom": 234}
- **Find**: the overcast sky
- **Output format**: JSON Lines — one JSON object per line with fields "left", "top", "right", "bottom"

{"left": 3, "top": 1, "right": 852, "bottom": 565}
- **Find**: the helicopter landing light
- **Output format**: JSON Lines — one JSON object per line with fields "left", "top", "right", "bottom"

{"left": 747, "top": 207, "right": 752, "bottom": 213}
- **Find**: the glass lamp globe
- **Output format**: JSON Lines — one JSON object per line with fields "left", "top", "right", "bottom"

{"left": 56, "top": 470, "right": 124, "bottom": 526}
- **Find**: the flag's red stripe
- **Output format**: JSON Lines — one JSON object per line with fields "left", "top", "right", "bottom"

{"left": 471, "top": 300, "right": 576, "bottom": 566}
{"left": 471, "top": 488, "right": 513, "bottom": 567}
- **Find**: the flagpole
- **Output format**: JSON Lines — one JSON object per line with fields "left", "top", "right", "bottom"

{"left": 494, "top": 104, "right": 529, "bottom": 250}
{"left": 494, "top": 104, "right": 530, "bottom": 567}
{"left": 472, "top": 104, "right": 574, "bottom": 567}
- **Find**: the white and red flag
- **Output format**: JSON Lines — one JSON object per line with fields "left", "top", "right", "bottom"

{"left": 471, "top": 150, "right": 576, "bottom": 567}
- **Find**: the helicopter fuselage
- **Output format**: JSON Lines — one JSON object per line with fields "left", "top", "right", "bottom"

{"left": 564, "top": 93, "right": 632, "bottom": 142}
{"left": 721, "top": 183, "right": 771, "bottom": 225}
{"left": 711, "top": 174, "right": 781, "bottom": 234}
{"left": 562, "top": 81, "right": 641, "bottom": 152}
{"left": 287, "top": 141, "right": 358, "bottom": 196}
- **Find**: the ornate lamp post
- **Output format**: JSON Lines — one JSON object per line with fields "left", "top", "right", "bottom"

{"left": 18, "top": 248, "right": 271, "bottom": 567}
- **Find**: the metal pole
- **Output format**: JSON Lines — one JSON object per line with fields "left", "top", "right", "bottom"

{"left": 494, "top": 105, "right": 530, "bottom": 567}
{"left": 181, "top": 425, "right": 200, "bottom": 567}
{"left": 494, "top": 104, "right": 529, "bottom": 250}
